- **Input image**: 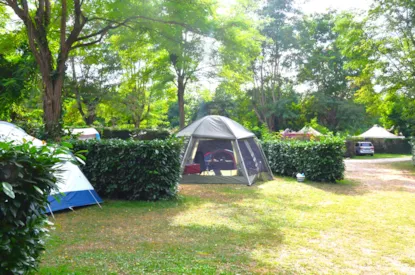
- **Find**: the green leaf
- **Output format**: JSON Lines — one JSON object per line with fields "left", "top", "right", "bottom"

{"left": 61, "top": 142, "right": 73, "bottom": 149}
{"left": 33, "top": 186, "right": 43, "bottom": 195}
{"left": 2, "top": 182, "right": 15, "bottom": 199}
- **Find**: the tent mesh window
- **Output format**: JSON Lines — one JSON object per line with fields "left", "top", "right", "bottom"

{"left": 182, "top": 139, "right": 244, "bottom": 177}
{"left": 237, "top": 138, "right": 272, "bottom": 180}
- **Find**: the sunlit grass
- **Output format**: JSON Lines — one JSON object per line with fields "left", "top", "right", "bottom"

{"left": 352, "top": 153, "right": 411, "bottom": 159}
{"left": 39, "top": 178, "right": 415, "bottom": 274}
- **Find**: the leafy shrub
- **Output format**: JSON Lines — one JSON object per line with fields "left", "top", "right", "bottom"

{"left": 0, "top": 142, "right": 65, "bottom": 274}
{"left": 262, "top": 136, "right": 345, "bottom": 182}
{"left": 71, "top": 138, "right": 182, "bottom": 200}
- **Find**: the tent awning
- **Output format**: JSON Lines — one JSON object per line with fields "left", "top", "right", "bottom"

{"left": 358, "top": 125, "right": 405, "bottom": 139}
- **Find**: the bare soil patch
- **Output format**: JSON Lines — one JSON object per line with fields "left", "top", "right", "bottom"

{"left": 345, "top": 158, "right": 415, "bottom": 192}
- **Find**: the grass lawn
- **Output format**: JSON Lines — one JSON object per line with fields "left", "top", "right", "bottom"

{"left": 387, "top": 160, "right": 415, "bottom": 172}
{"left": 39, "top": 178, "right": 415, "bottom": 274}
{"left": 352, "top": 153, "right": 411, "bottom": 159}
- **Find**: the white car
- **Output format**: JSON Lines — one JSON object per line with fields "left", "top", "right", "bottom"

{"left": 355, "top": 141, "right": 375, "bottom": 156}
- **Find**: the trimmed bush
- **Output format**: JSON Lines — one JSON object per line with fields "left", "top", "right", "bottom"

{"left": 71, "top": 138, "right": 182, "bottom": 200}
{"left": 262, "top": 137, "right": 345, "bottom": 182}
{"left": 0, "top": 142, "right": 64, "bottom": 274}
{"left": 96, "top": 128, "right": 171, "bottom": 140}
{"left": 132, "top": 129, "right": 171, "bottom": 141}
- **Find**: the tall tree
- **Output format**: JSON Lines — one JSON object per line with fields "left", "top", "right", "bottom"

{"left": 215, "top": 0, "right": 263, "bottom": 128}
{"left": 0, "top": 0, "right": 201, "bottom": 138}
{"left": 250, "top": 0, "right": 299, "bottom": 131}
{"left": 153, "top": 0, "right": 217, "bottom": 129}
{"left": 111, "top": 32, "right": 174, "bottom": 128}
{"left": 296, "top": 12, "right": 370, "bottom": 132}
{"left": 67, "top": 45, "right": 121, "bottom": 125}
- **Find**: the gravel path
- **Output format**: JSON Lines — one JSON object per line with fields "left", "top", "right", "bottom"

{"left": 345, "top": 157, "right": 415, "bottom": 192}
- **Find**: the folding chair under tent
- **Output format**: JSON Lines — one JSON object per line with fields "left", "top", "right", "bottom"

{"left": 177, "top": 115, "right": 273, "bottom": 185}
{"left": 0, "top": 121, "right": 103, "bottom": 215}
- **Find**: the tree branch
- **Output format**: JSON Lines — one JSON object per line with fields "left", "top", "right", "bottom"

{"left": 73, "top": 14, "right": 207, "bottom": 49}
{"left": 60, "top": 0, "right": 67, "bottom": 51}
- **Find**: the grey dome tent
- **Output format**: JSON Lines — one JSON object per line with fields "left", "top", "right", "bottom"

{"left": 177, "top": 115, "right": 273, "bottom": 185}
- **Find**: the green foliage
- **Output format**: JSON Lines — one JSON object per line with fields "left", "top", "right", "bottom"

{"left": 297, "top": 12, "right": 373, "bottom": 133}
{"left": 262, "top": 137, "right": 345, "bottom": 182}
{"left": 71, "top": 138, "right": 182, "bottom": 200}
{"left": 305, "top": 118, "right": 331, "bottom": 135}
{"left": 335, "top": 4, "right": 415, "bottom": 136}
{"left": 0, "top": 141, "right": 66, "bottom": 274}
{"left": 0, "top": 48, "right": 39, "bottom": 120}
{"left": 65, "top": 45, "right": 122, "bottom": 126}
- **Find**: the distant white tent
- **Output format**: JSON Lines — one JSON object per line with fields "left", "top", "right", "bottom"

{"left": 71, "top": 128, "right": 100, "bottom": 140}
{"left": 0, "top": 121, "right": 102, "bottom": 214}
{"left": 177, "top": 115, "right": 273, "bottom": 185}
{"left": 297, "top": 126, "right": 323, "bottom": 136}
{"left": 359, "top": 124, "right": 405, "bottom": 139}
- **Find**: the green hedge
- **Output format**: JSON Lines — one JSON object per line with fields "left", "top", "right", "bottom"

{"left": 71, "top": 138, "right": 182, "bottom": 200}
{"left": 0, "top": 142, "right": 64, "bottom": 274}
{"left": 96, "top": 128, "right": 171, "bottom": 140}
{"left": 262, "top": 137, "right": 345, "bottom": 182}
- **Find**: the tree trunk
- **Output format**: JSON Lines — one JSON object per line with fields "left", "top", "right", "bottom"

{"left": 267, "top": 115, "right": 275, "bottom": 132}
{"left": 85, "top": 107, "right": 96, "bottom": 125}
{"left": 177, "top": 75, "right": 185, "bottom": 129}
{"left": 43, "top": 77, "right": 63, "bottom": 140}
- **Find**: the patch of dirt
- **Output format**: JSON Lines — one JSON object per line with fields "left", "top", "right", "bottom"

{"left": 345, "top": 159, "right": 415, "bottom": 192}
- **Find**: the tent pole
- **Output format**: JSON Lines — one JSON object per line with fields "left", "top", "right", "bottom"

{"left": 88, "top": 190, "right": 102, "bottom": 209}
{"left": 47, "top": 204, "right": 55, "bottom": 220}
{"left": 235, "top": 139, "right": 251, "bottom": 186}
{"left": 180, "top": 136, "right": 193, "bottom": 172}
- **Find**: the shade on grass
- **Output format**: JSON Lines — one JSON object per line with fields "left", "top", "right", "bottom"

{"left": 39, "top": 177, "right": 415, "bottom": 274}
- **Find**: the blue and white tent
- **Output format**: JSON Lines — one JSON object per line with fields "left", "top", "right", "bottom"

{"left": 0, "top": 121, "right": 103, "bottom": 214}
{"left": 47, "top": 160, "right": 102, "bottom": 213}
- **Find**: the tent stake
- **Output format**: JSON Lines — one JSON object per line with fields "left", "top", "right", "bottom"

{"left": 88, "top": 190, "right": 102, "bottom": 209}
{"left": 47, "top": 204, "right": 55, "bottom": 220}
